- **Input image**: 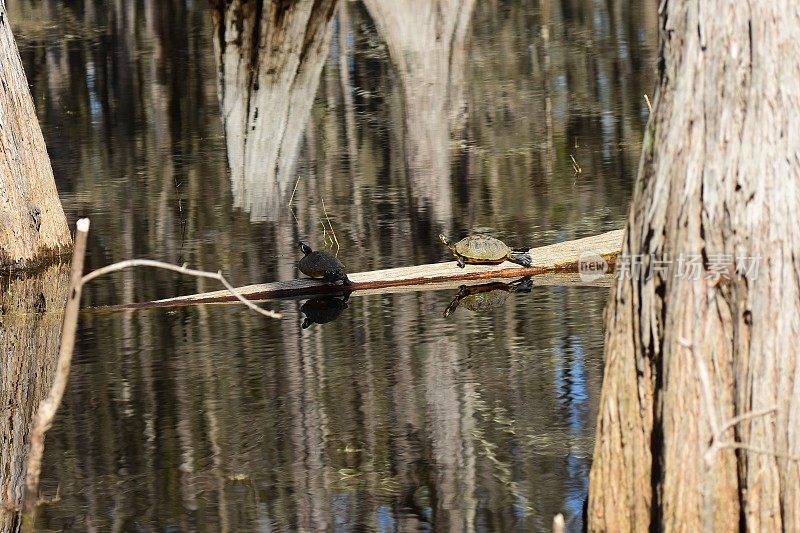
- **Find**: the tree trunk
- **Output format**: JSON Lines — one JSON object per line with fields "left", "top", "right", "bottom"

{"left": 588, "top": 1, "right": 800, "bottom": 530}
{"left": 362, "top": 0, "right": 475, "bottom": 225}
{"left": 0, "top": 3, "right": 70, "bottom": 269}
{"left": 209, "top": 0, "right": 338, "bottom": 222}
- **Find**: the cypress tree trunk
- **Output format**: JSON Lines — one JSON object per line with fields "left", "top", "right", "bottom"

{"left": 588, "top": 1, "right": 800, "bottom": 530}
{"left": 0, "top": 2, "right": 70, "bottom": 269}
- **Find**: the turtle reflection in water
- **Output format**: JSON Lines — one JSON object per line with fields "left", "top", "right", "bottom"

{"left": 443, "top": 277, "right": 533, "bottom": 318}
{"left": 300, "top": 293, "right": 350, "bottom": 328}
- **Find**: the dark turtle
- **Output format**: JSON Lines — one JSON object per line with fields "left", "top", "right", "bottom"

{"left": 439, "top": 234, "right": 532, "bottom": 268}
{"left": 443, "top": 277, "right": 533, "bottom": 317}
{"left": 297, "top": 242, "right": 352, "bottom": 285}
{"left": 300, "top": 293, "right": 350, "bottom": 328}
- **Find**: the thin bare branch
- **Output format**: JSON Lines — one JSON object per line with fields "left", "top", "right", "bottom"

{"left": 569, "top": 154, "right": 582, "bottom": 174}
{"left": 81, "top": 259, "right": 282, "bottom": 319}
{"left": 716, "top": 406, "right": 777, "bottom": 437}
{"left": 716, "top": 442, "right": 800, "bottom": 462}
{"left": 23, "top": 218, "right": 90, "bottom": 527}
{"left": 320, "top": 195, "right": 340, "bottom": 256}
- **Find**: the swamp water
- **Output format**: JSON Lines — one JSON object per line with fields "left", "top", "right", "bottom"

{"left": 6, "top": 1, "right": 656, "bottom": 530}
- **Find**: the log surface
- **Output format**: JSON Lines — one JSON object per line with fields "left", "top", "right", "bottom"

{"left": 98, "top": 229, "right": 622, "bottom": 312}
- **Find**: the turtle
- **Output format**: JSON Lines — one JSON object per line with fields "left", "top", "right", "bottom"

{"left": 300, "top": 293, "right": 350, "bottom": 328}
{"left": 439, "top": 234, "right": 532, "bottom": 268}
{"left": 443, "top": 277, "right": 533, "bottom": 317}
{"left": 297, "top": 242, "right": 352, "bottom": 285}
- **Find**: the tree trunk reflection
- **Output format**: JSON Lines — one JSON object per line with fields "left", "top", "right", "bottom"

{"left": 363, "top": 0, "right": 476, "bottom": 225}
{"left": 210, "top": 0, "right": 339, "bottom": 222}
{"left": 0, "top": 265, "right": 68, "bottom": 530}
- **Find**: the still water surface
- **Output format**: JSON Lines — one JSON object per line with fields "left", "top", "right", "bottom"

{"left": 11, "top": 1, "right": 656, "bottom": 530}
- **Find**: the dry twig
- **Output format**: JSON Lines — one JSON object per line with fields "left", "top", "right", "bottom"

{"left": 569, "top": 154, "right": 582, "bottom": 174}
{"left": 23, "top": 218, "right": 90, "bottom": 527}
{"left": 80, "top": 260, "right": 281, "bottom": 319}
{"left": 288, "top": 175, "right": 302, "bottom": 226}
{"left": 320, "top": 195, "right": 340, "bottom": 255}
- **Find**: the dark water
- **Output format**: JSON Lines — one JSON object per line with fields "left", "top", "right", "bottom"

{"left": 10, "top": 1, "right": 656, "bottom": 530}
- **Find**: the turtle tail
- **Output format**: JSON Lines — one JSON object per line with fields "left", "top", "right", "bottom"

{"left": 508, "top": 250, "right": 532, "bottom": 267}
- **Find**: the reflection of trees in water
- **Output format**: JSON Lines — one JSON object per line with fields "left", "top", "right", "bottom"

{"left": 209, "top": 0, "right": 339, "bottom": 222}
{"left": 364, "top": 0, "right": 476, "bottom": 226}
{"left": 7, "top": 0, "right": 657, "bottom": 530}
{"left": 0, "top": 265, "right": 68, "bottom": 531}
{"left": 11, "top": 0, "right": 658, "bottom": 273}
{"left": 29, "top": 284, "right": 607, "bottom": 530}
{"left": 461, "top": 0, "right": 658, "bottom": 239}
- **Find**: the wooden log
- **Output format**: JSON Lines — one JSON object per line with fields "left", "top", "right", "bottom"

{"left": 91, "top": 229, "right": 622, "bottom": 312}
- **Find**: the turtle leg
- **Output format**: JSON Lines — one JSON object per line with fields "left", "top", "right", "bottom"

{"left": 508, "top": 251, "right": 532, "bottom": 267}
{"left": 509, "top": 276, "right": 534, "bottom": 292}
{"left": 323, "top": 272, "right": 344, "bottom": 284}
{"left": 457, "top": 256, "right": 466, "bottom": 268}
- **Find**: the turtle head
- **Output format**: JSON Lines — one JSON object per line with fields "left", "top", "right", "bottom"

{"left": 298, "top": 242, "right": 313, "bottom": 256}
{"left": 439, "top": 234, "right": 458, "bottom": 256}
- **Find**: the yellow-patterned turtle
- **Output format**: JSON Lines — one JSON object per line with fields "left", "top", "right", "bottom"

{"left": 439, "top": 234, "right": 532, "bottom": 269}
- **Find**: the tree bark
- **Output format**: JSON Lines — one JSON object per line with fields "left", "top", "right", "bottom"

{"left": 588, "top": 1, "right": 800, "bottom": 530}
{"left": 0, "top": 2, "right": 70, "bottom": 269}
{"left": 209, "top": 0, "right": 338, "bottom": 221}
{"left": 362, "top": 0, "right": 476, "bottom": 225}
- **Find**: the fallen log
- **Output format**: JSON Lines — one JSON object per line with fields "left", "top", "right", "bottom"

{"left": 89, "top": 229, "right": 623, "bottom": 313}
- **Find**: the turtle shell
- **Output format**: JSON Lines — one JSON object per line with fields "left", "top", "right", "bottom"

{"left": 453, "top": 235, "right": 511, "bottom": 262}
{"left": 298, "top": 251, "right": 346, "bottom": 278}
{"left": 459, "top": 289, "right": 511, "bottom": 312}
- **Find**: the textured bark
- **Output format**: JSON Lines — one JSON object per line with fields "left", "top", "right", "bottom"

{"left": 362, "top": 0, "right": 475, "bottom": 224}
{"left": 209, "top": 0, "right": 338, "bottom": 221}
{"left": 0, "top": 2, "right": 70, "bottom": 268}
{"left": 588, "top": 1, "right": 800, "bottom": 530}
{"left": 0, "top": 264, "right": 68, "bottom": 529}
